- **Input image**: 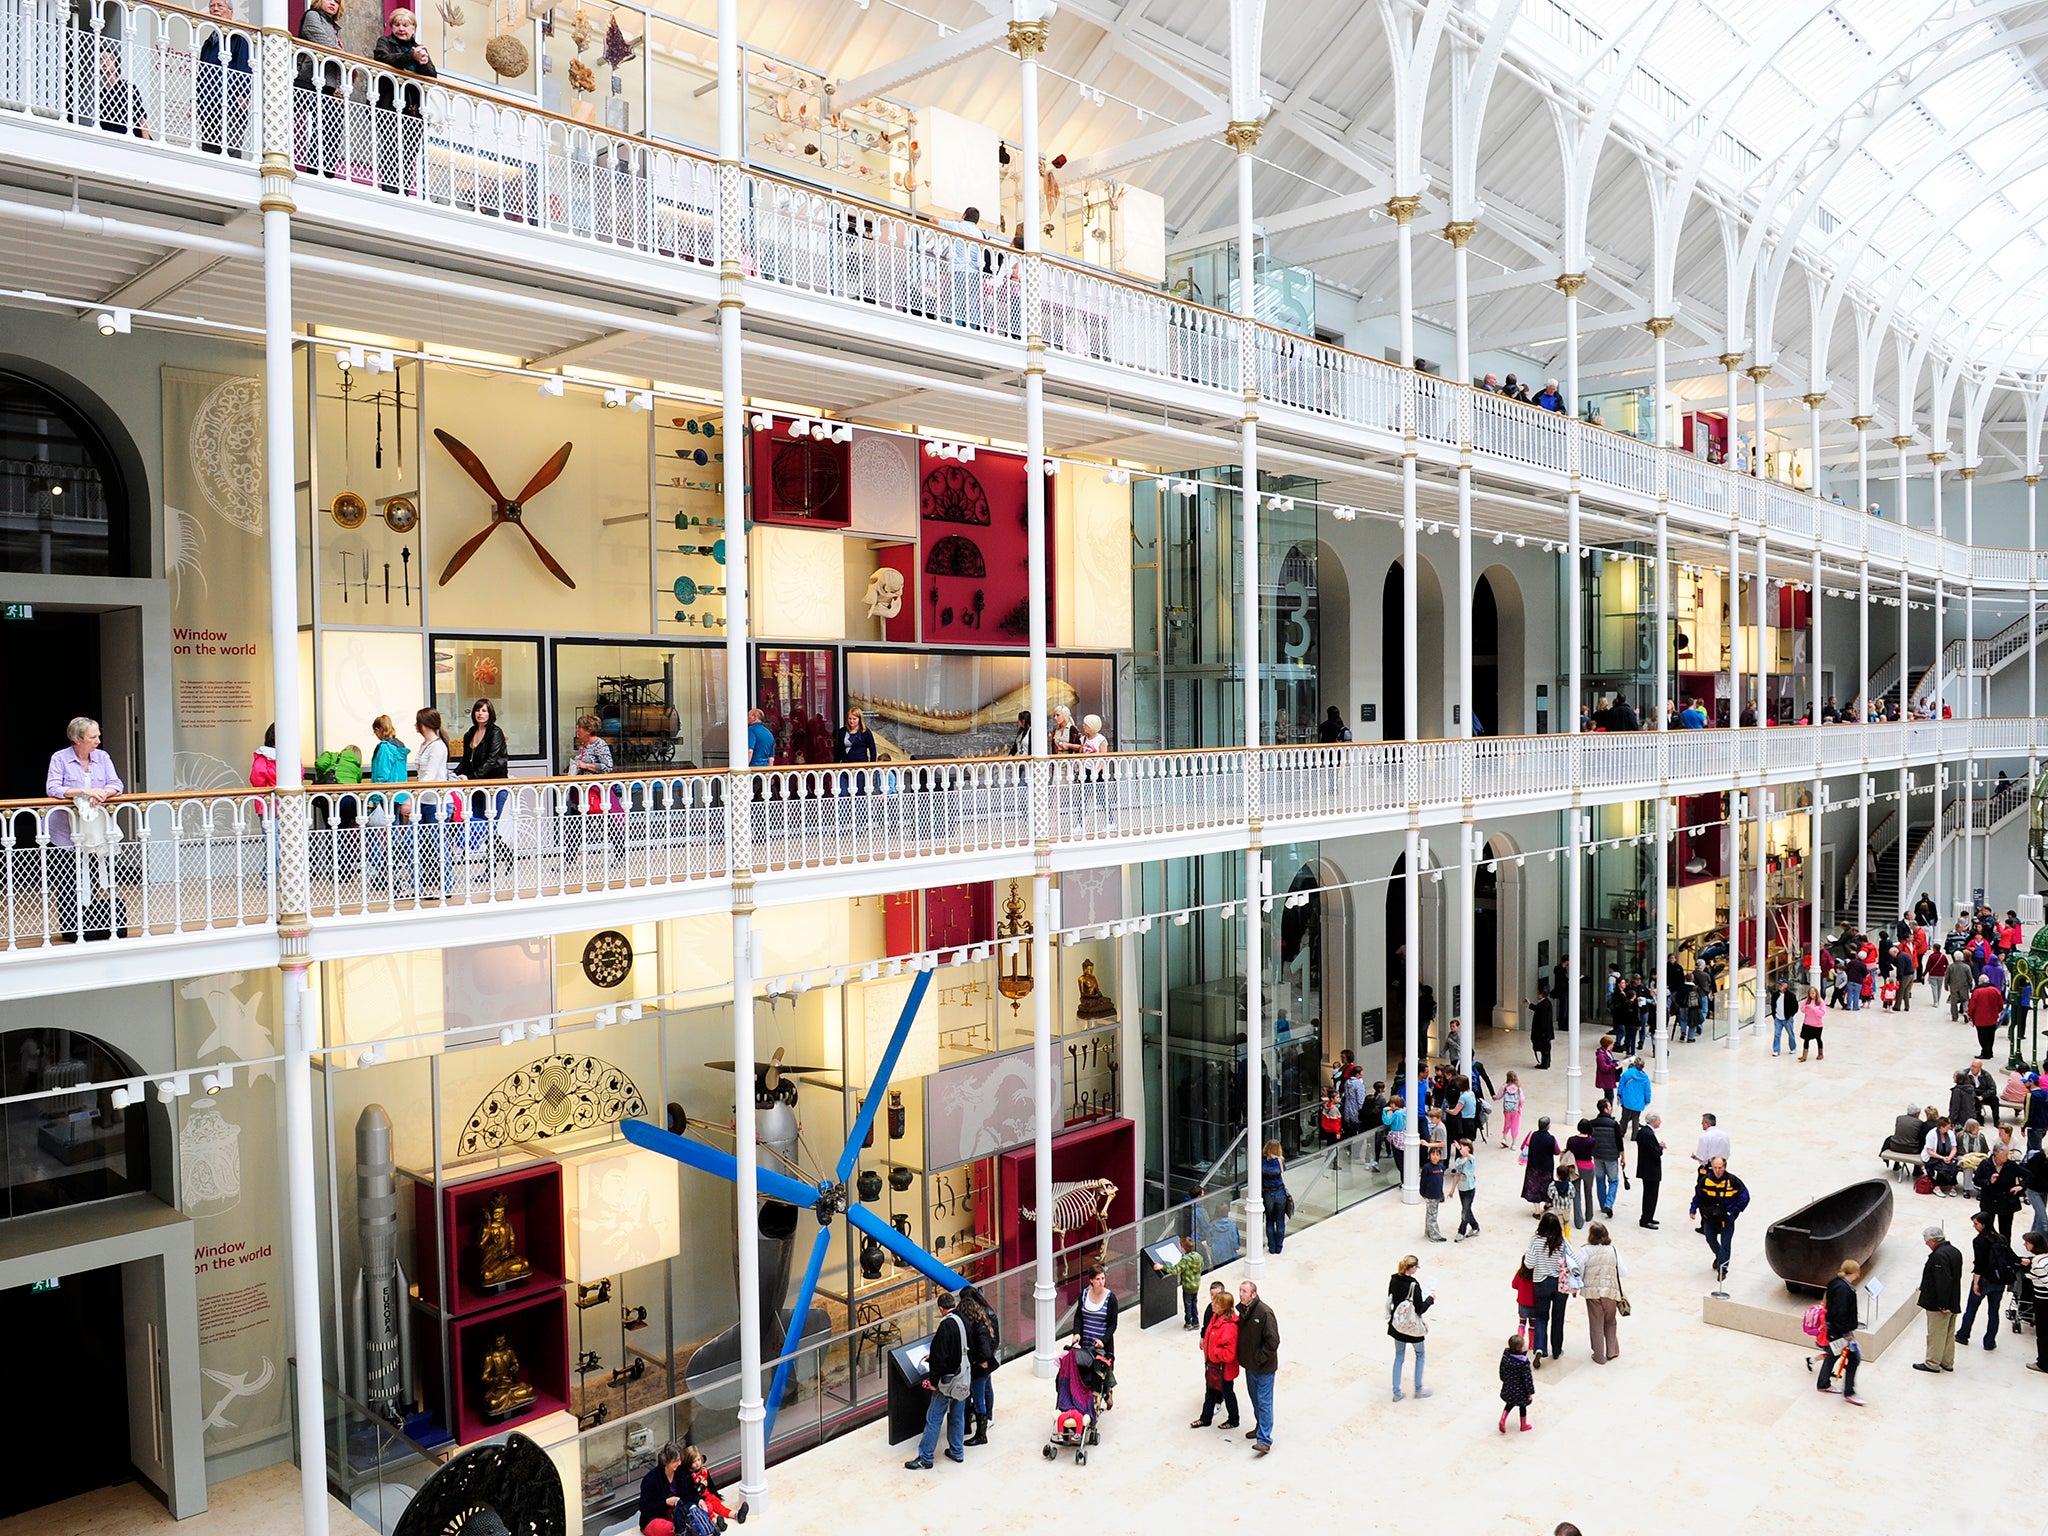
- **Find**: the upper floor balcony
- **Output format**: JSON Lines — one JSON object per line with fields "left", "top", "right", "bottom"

{"left": 2, "top": 716, "right": 2037, "bottom": 997}
{"left": 0, "top": 0, "right": 2037, "bottom": 592}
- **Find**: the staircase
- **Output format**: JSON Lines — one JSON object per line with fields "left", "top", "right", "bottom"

{"left": 1851, "top": 607, "right": 2048, "bottom": 718}
{"left": 1839, "top": 779, "right": 2029, "bottom": 924}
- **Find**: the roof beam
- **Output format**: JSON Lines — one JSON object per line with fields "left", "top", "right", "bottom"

{"left": 826, "top": 16, "right": 1010, "bottom": 110}
{"left": 1068, "top": 112, "right": 1229, "bottom": 182}
{"left": 1172, "top": 189, "right": 1392, "bottom": 257}
{"left": 1355, "top": 261, "right": 1566, "bottom": 323}
{"left": 1471, "top": 305, "right": 1653, "bottom": 352}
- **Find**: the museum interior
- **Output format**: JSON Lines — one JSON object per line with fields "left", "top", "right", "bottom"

{"left": 2, "top": 0, "right": 2048, "bottom": 1529}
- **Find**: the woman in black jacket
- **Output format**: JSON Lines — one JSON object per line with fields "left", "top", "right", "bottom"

{"left": 1386, "top": 1254, "right": 1434, "bottom": 1400}
{"left": 455, "top": 697, "right": 509, "bottom": 816}
{"left": 637, "top": 1441, "right": 688, "bottom": 1533}
{"left": 1814, "top": 1259, "right": 1864, "bottom": 1403}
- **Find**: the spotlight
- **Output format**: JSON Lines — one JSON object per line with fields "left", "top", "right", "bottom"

{"left": 628, "top": 392, "right": 654, "bottom": 413}
{"left": 356, "top": 1044, "right": 385, "bottom": 1068}
{"left": 959, "top": 444, "right": 976, "bottom": 462}
{"left": 364, "top": 349, "right": 395, "bottom": 375}
{"left": 1543, "top": 541, "right": 1556, "bottom": 553}
{"left": 538, "top": 375, "right": 566, "bottom": 398}
{"left": 602, "top": 387, "right": 627, "bottom": 409}
{"left": 594, "top": 1006, "right": 618, "bottom": 1029}
{"left": 1219, "top": 902, "right": 1236, "bottom": 920}
{"left": 1427, "top": 521, "right": 1440, "bottom": 535}
{"left": 1103, "top": 467, "right": 1131, "bottom": 485}
{"left": 1173, "top": 912, "right": 1191, "bottom": 926}
{"left": 337, "top": 344, "right": 364, "bottom": 371}
{"left": 1516, "top": 536, "right": 1526, "bottom": 547}
{"left": 1042, "top": 458, "right": 1059, "bottom": 475}
{"left": 1493, "top": 532, "right": 1504, "bottom": 545}
{"left": 96, "top": 309, "right": 131, "bottom": 336}
{"left": 750, "top": 412, "right": 774, "bottom": 430}
{"left": 861, "top": 963, "right": 880, "bottom": 982}
{"left": 111, "top": 1083, "right": 139, "bottom": 1110}
{"left": 499, "top": 1025, "right": 521, "bottom": 1046}
{"left": 157, "top": 1074, "right": 190, "bottom": 1103}
{"left": 833, "top": 423, "right": 853, "bottom": 443}
{"left": 809, "top": 420, "right": 831, "bottom": 440}
{"left": 202, "top": 1066, "right": 234, "bottom": 1094}
{"left": 527, "top": 1019, "right": 552, "bottom": 1039}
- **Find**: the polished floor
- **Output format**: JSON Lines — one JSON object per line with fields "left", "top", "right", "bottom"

{"left": 29, "top": 989, "right": 2044, "bottom": 1536}
{"left": 767, "top": 993, "right": 2044, "bottom": 1536}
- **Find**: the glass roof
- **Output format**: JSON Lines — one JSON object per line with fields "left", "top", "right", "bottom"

{"left": 1540, "top": 0, "right": 2048, "bottom": 365}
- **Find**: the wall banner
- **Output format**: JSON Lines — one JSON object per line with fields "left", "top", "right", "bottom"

{"left": 162, "top": 367, "right": 271, "bottom": 792}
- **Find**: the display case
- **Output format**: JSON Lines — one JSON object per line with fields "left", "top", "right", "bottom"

{"left": 659, "top": 411, "right": 731, "bottom": 638}
{"left": 410, "top": 1288, "right": 571, "bottom": 1445}
{"left": 412, "top": 1160, "right": 567, "bottom": 1317}
{"left": 996, "top": 1116, "right": 1135, "bottom": 1275}
{"left": 747, "top": 63, "right": 913, "bottom": 203}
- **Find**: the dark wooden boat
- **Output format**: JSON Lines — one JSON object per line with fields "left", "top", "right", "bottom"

{"left": 1764, "top": 1178, "right": 1894, "bottom": 1290}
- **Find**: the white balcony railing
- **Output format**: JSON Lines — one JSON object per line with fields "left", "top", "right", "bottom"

{"left": 5, "top": 720, "right": 2042, "bottom": 964}
{"left": 12, "top": 1, "right": 2048, "bottom": 593}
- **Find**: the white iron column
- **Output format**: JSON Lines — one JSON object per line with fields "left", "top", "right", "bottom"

{"left": 1230, "top": 118, "right": 1270, "bottom": 1272}
{"left": 1853, "top": 414, "right": 1870, "bottom": 515}
{"left": 1727, "top": 532, "right": 1742, "bottom": 1048}
{"left": 1566, "top": 486, "right": 1582, "bottom": 1115}
{"left": 1858, "top": 556, "right": 1869, "bottom": 933}
{"left": 1450, "top": 220, "right": 1475, "bottom": 1081}
{"left": 1899, "top": 568, "right": 1910, "bottom": 925}
{"left": 1721, "top": 352, "right": 1743, "bottom": 468}
{"left": 1403, "top": 828, "right": 1423, "bottom": 1203}
{"left": 1566, "top": 806, "right": 1584, "bottom": 1118}
{"left": 1748, "top": 364, "right": 1771, "bottom": 478}
{"left": 1561, "top": 272, "right": 1586, "bottom": 415}
{"left": 712, "top": 0, "right": 767, "bottom": 1497}
{"left": 2031, "top": 471, "right": 2041, "bottom": 885}
{"left": 1648, "top": 318, "right": 1674, "bottom": 446}
{"left": 257, "top": 17, "right": 325, "bottom": 1531}
{"left": 1892, "top": 435, "right": 1912, "bottom": 528}
{"left": 1752, "top": 532, "right": 1768, "bottom": 1040}
{"left": 1392, "top": 195, "right": 1420, "bottom": 368}
{"left": 1804, "top": 392, "right": 1826, "bottom": 498}
{"left": 1653, "top": 506, "right": 1671, "bottom": 1083}
{"left": 1031, "top": 872, "right": 1056, "bottom": 1356}
{"left": 1934, "top": 577, "right": 1946, "bottom": 918}
{"left": 1963, "top": 467, "right": 1976, "bottom": 908}
{"left": 1808, "top": 542, "right": 1823, "bottom": 993}
{"left": 1459, "top": 817, "right": 1476, "bottom": 1081}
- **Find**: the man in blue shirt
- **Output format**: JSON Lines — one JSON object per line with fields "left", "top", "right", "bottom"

{"left": 746, "top": 708, "right": 776, "bottom": 767}
{"left": 1679, "top": 698, "right": 1707, "bottom": 729}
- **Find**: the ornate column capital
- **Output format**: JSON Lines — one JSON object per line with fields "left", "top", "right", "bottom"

{"left": 1224, "top": 120, "right": 1264, "bottom": 153}
{"left": 1801, "top": 392, "right": 1827, "bottom": 410}
{"left": 1958, "top": 465, "right": 1976, "bottom": 480}
{"left": 1006, "top": 18, "right": 1049, "bottom": 58}
{"left": 1554, "top": 271, "right": 1587, "bottom": 298}
{"left": 1850, "top": 414, "right": 1872, "bottom": 430}
{"left": 1717, "top": 351, "right": 1745, "bottom": 372}
{"left": 1888, "top": 434, "right": 1914, "bottom": 450}
{"left": 2026, "top": 474, "right": 2040, "bottom": 486}
{"left": 1643, "top": 316, "right": 1675, "bottom": 338}
{"left": 1441, "top": 220, "right": 1477, "bottom": 247}
{"left": 1926, "top": 450, "right": 1948, "bottom": 466}
{"left": 258, "top": 30, "right": 298, "bottom": 212}
{"left": 1745, "top": 363, "right": 1772, "bottom": 385}
{"left": 1385, "top": 193, "right": 1422, "bottom": 225}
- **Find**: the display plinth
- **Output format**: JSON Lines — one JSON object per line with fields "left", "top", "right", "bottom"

{"left": 412, "top": 1161, "right": 567, "bottom": 1318}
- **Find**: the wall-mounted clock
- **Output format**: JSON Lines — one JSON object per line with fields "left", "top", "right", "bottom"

{"left": 582, "top": 929, "right": 634, "bottom": 989}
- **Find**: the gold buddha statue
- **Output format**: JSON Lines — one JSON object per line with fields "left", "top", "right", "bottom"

{"left": 1075, "top": 958, "right": 1118, "bottom": 1021}
{"left": 479, "top": 1333, "right": 536, "bottom": 1421}
{"left": 475, "top": 1192, "right": 532, "bottom": 1291}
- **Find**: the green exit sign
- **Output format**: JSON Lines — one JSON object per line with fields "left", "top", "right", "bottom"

{"left": 1, "top": 604, "right": 31, "bottom": 620}
{"left": 30, "top": 1277, "right": 59, "bottom": 1293}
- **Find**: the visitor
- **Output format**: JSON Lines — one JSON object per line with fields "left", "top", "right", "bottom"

{"left": 1522, "top": 1211, "right": 1571, "bottom": 1361}
{"left": 1010, "top": 711, "right": 1031, "bottom": 755}
{"left": 1498, "top": 1333, "right": 1536, "bottom": 1433}
{"left": 1521, "top": 1115, "right": 1559, "bottom": 1210}
{"left": 198, "top": 0, "right": 253, "bottom": 157}
{"left": 2025, "top": 1143, "right": 2048, "bottom": 1235}
{"left": 636, "top": 1441, "right": 692, "bottom": 1534}
{"left": 1594, "top": 1034, "right": 1620, "bottom": 1101}
{"left": 1633, "top": 1112, "right": 1665, "bottom": 1228}
{"left": 1419, "top": 1138, "right": 1448, "bottom": 1242}
{"left": 453, "top": 698, "right": 509, "bottom": 827}
{"left": 1048, "top": 704, "right": 1081, "bottom": 753}
{"left": 1911, "top": 1225, "right": 1963, "bottom": 1375}
{"left": 1075, "top": 1262, "right": 1118, "bottom": 1355}
{"left": 1452, "top": 1139, "right": 1480, "bottom": 1239}
{"left": 2025, "top": 1233, "right": 2048, "bottom": 1373}
{"left": 1976, "top": 1143, "right": 2023, "bottom": 1244}
{"left": 1947, "top": 952, "right": 1975, "bottom": 1021}
{"left": 1814, "top": 1259, "right": 1866, "bottom": 1405}
{"left": 1234, "top": 1280, "right": 1280, "bottom": 1455}
{"left": 1690, "top": 1154, "right": 1749, "bottom": 1283}
{"left": 902, "top": 1290, "right": 969, "bottom": 1469}
{"left": 1947, "top": 1070, "right": 1978, "bottom": 1132}
{"left": 746, "top": 707, "right": 775, "bottom": 768}
{"left": 1799, "top": 985, "right": 1827, "bottom": 1061}
{"left": 1318, "top": 705, "right": 1351, "bottom": 743}
{"left": 1923, "top": 1116, "right": 1961, "bottom": 1194}
{"left": 1694, "top": 1111, "right": 1730, "bottom": 1167}
{"left": 1577, "top": 1221, "right": 1627, "bottom": 1363}
{"left": 1387, "top": 1254, "right": 1435, "bottom": 1401}
{"left": 958, "top": 1284, "right": 999, "bottom": 1445}
{"left": 1770, "top": 981, "right": 1798, "bottom": 1056}
{"left": 1192, "top": 1291, "right": 1240, "bottom": 1428}
{"left": 1969, "top": 971, "right": 2007, "bottom": 1059}
{"left": 1527, "top": 981, "right": 1554, "bottom": 1069}
{"left": 371, "top": 8, "right": 435, "bottom": 190}
{"left": 399, "top": 707, "right": 450, "bottom": 897}
{"left": 1956, "top": 1209, "right": 2011, "bottom": 1352}
{"left": 1155, "top": 1234, "right": 1205, "bottom": 1330}
{"left": 1261, "top": 1139, "right": 1288, "bottom": 1255}
{"left": 1499, "top": 1070, "right": 1525, "bottom": 1151}
{"left": 1589, "top": 1100, "right": 1624, "bottom": 1218}
{"left": 1533, "top": 379, "right": 1565, "bottom": 412}
{"left": 1565, "top": 1118, "right": 1597, "bottom": 1229}
{"left": 1968, "top": 1059, "right": 2003, "bottom": 1130}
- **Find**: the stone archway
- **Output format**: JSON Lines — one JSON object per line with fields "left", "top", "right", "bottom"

{"left": 1480, "top": 832, "right": 1528, "bottom": 1035}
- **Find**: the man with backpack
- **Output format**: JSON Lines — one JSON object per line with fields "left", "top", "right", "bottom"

{"left": 1958, "top": 1209, "right": 2016, "bottom": 1352}
{"left": 904, "top": 1290, "right": 972, "bottom": 1470}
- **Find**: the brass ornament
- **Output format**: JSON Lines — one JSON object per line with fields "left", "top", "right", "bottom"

{"left": 1889, "top": 434, "right": 1914, "bottom": 449}
{"left": 1441, "top": 221, "right": 1477, "bottom": 247}
{"left": 329, "top": 491, "right": 368, "bottom": 529}
{"left": 1005, "top": 18, "right": 1049, "bottom": 58}
{"left": 1801, "top": 392, "right": 1828, "bottom": 410}
{"left": 1849, "top": 415, "right": 1873, "bottom": 430}
{"left": 1717, "top": 352, "right": 1745, "bottom": 371}
{"left": 1385, "top": 194, "right": 1423, "bottom": 225}
{"left": 1223, "top": 119, "right": 1264, "bottom": 153}
{"left": 1746, "top": 363, "right": 1772, "bottom": 384}
{"left": 1643, "top": 316, "right": 1675, "bottom": 338}
{"left": 1554, "top": 272, "right": 1587, "bottom": 298}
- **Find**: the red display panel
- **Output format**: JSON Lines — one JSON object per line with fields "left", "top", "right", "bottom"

{"left": 919, "top": 447, "right": 1038, "bottom": 647}
{"left": 755, "top": 647, "right": 836, "bottom": 764}
{"left": 749, "top": 423, "right": 852, "bottom": 527}
{"left": 996, "top": 1117, "right": 1135, "bottom": 1277}
{"left": 924, "top": 882, "right": 993, "bottom": 950}
{"left": 876, "top": 543, "right": 918, "bottom": 644}
{"left": 413, "top": 1161, "right": 566, "bottom": 1318}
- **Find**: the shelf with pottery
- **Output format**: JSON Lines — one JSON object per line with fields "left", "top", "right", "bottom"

{"left": 745, "top": 63, "right": 912, "bottom": 206}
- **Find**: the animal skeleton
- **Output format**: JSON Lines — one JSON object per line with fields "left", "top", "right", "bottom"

{"left": 1020, "top": 1177, "right": 1117, "bottom": 1239}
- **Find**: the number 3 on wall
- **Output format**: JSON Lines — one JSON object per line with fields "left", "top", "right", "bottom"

{"left": 1280, "top": 579, "right": 1311, "bottom": 660}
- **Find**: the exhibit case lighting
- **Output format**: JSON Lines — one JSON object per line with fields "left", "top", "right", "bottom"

{"left": 561, "top": 1147, "right": 683, "bottom": 1283}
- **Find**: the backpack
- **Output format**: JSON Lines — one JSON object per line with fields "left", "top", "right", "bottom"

{"left": 932, "top": 1315, "right": 971, "bottom": 1399}
{"left": 1800, "top": 1301, "right": 1827, "bottom": 1342}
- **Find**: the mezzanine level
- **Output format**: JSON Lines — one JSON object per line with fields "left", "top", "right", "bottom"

{"left": 3, "top": 716, "right": 2038, "bottom": 1000}
{"left": 0, "top": 0, "right": 2037, "bottom": 597}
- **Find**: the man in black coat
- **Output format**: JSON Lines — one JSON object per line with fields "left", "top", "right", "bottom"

{"left": 1527, "top": 981, "right": 1554, "bottom": 1070}
{"left": 905, "top": 1290, "right": 971, "bottom": 1469}
{"left": 1912, "top": 1226, "right": 1964, "bottom": 1374}
{"left": 1632, "top": 1112, "right": 1665, "bottom": 1229}
{"left": 1958, "top": 1210, "right": 2013, "bottom": 1351}
{"left": 1968, "top": 1059, "right": 2003, "bottom": 1128}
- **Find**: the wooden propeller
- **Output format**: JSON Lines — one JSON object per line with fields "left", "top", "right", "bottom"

{"left": 433, "top": 428, "right": 577, "bottom": 588}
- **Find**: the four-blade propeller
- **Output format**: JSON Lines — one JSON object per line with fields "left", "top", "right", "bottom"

{"left": 433, "top": 428, "right": 577, "bottom": 589}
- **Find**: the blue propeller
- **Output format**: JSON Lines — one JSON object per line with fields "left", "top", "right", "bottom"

{"left": 619, "top": 964, "right": 969, "bottom": 1440}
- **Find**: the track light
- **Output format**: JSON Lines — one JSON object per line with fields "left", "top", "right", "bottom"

{"left": 356, "top": 1044, "right": 384, "bottom": 1068}
{"left": 527, "top": 1019, "right": 552, "bottom": 1039}
{"left": 1493, "top": 531, "right": 1504, "bottom": 545}
{"left": 111, "top": 1083, "right": 139, "bottom": 1110}
{"left": 364, "top": 348, "right": 395, "bottom": 375}
{"left": 602, "top": 387, "right": 627, "bottom": 409}
{"left": 1427, "top": 522, "right": 1440, "bottom": 535}
{"left": 750, "top": 411, "right": 773, "bottom": 430}
{"left": 499, "top": 1025, "right": 521, "bottom": 1047}
{"left": 337, "top": 344, "right": 363, "bottom": 371}
{"left": 628, "top": 392, "right": 654, "bottom": 413}
{"left": 1043, "top": 458, "right": 1059, "bottom": 475}
{"left": 1103, "top": 467, "right": 1131, "bottom": 485}
{"left": 594, "top": 1005, "right": 618, "bottom": 1029}
{"left": 96, "top": 308, "right": 131, "bottom": 336}
{"left": 538, "top": 375, "right": 565, "bottom": 398}
{"left": 203, "top": 1066, "right": 234, "bottom": 1094}
{"left": 157, "top": 1074, "right": 190, "bottom": 1103}
{"left": 1173, "top": 912, "right": 1191, "bottom": 926}
{"left": 1219, "top": 902, "right": 1236, "bottom": 920}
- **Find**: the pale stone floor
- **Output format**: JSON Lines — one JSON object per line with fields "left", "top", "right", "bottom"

{"left": 27, "top": 996, "right": 2046, "bottom": 1536}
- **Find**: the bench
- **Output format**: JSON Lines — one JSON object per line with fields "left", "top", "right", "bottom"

{"left": 1878, "top": 1148, "right": 1924, "bottom": 1180}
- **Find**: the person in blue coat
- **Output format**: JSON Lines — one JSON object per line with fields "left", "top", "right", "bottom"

{"left": 1261, "top": 1139, "right": 1289, "bottom": 1255}
{"left": 1616, "top": 1057, "right": 1653, "bottom": 1138}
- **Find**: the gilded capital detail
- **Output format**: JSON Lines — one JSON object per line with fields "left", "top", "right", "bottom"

{"left": 1554, "top": 272, "right": 1587, "bottom": 297}
{"left": 1746, "top": 363, "right": 1771, "bottom": 384}
{"left": 1006, "top": 19, "right": 1049, "bottom": 58}
{"left": 1889, "top": 434, "right": 1914, "bottom": 449}
{"left": 1224, "top": 120, "right": 1263, "bottom": 153}
{"left": 1643, "top": 317, "right": 1674, "bottom": 338}
{"left": 1801, "top": 392, "right": 1827, "bottom": 410}
{"left": 1441, "top": 221, "right": 1477, "bottom": 248}
{"left": 1717, "top": 352, "right": 1744, "bottom": 372}
{"left": 1926, "top": 450, "right": 1947, "bottom": 465}
{"left": 1850, "top": 415, "right": 1872, "bottom": 430}
{"left": 1385, "top": 194, "right": 1423, "bottom": 225}
{"left": 1958, "top": 466, "right": 1975, "bottom": 479}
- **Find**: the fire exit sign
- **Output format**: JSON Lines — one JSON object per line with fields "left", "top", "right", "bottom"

{"left": 1, "top": 604, "right": 32, "bottom": 620}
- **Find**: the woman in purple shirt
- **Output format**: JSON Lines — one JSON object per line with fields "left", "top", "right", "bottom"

{"left": 45, "top": 716, "right": 122, "bottom": 847}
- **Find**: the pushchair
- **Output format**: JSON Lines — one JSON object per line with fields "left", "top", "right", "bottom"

{"left": 2009, "top": 1269, "right": 2039, "bottom": 1336}
{"left": 1042, "top": 1340, "right": 1113, "bottom": 1465}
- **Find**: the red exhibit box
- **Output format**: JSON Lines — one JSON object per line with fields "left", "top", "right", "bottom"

{"left": 414, "top": 1288, "right": 571, "bottom": 1446}
{"left": 996, "top": 1117, "right": 1135, "bottom": 1275}
{"left": 413, "top": 1161, "right": 566, "bottom": 1318}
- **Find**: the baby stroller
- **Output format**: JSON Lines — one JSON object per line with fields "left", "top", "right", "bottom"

{"left": 1042, "top": 1340, "right": 1113, "bottom": 1465}
{"left": 2009, "top": 1269, "right": 2039, "bottom": 1336}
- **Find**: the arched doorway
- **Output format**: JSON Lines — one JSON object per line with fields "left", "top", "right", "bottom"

{"left": 1474, "top": 576, "right": 1500, "bottom": 737}
{"left": 1475, "top": 564, "right": 1529, "bottom": 735}
{"left": 1384, "top": 846, "right": 1444, "bottom": 1068}
{"left": 0, "top": 1028, "right": 154, "bottom": 1218}
{"left": 1480, "top": 833, "right": 1527, "bottom": 1035}
{"left": 1380, "top": 558, "right": 1448, "bottom": 740}
{"left": 1380, "top": 565, "right": 1407, "bottom": 740}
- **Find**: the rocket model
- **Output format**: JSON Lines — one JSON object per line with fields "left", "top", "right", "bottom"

{"left": 352, "top": 1104, "right": 414, "bottom": 1423}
